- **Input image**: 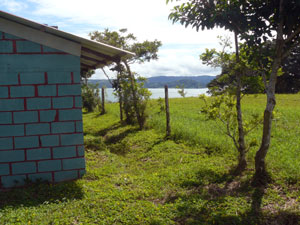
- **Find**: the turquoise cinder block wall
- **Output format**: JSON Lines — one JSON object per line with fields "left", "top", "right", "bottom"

{"left": 0, "top": 30, "right": 85, "bottom": 188}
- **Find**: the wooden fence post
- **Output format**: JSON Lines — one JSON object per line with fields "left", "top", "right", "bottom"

{"left": 165, "top": 85, "right": 171, "bottom": 137}
{"left": 101, "top": 86, "right": 106, "bottom": 115}
{"left": 119, "top": 94, "right": 123, "bottom": 121}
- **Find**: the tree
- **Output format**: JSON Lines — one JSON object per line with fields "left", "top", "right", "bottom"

{"left": 276, "top": 44, "right": 300, "bottom": 93}
{"left": 81, "top": 83, "right": 101, "bottom": 112}
{"left": 204, "top": 40, "right": 265, "bottom": 95}
{"left": 168, "top": 0, "right": 250, "bottom": 174}
{"left": 89, "top": 29, "right": 162, "bottom": 129}
{"left": 81, "top": 70, "right": 95, "bottom": 84}
{"left": 235, "top": 0, "right": 300, "bottom": 184}
{"left": 167, "top": 0, "right": 300, "bottom": 184}
{"left": 176, "top": 84, "right": 187, "bottom": 97}
{"left": 200, "top": 36, "right": 263, "bottom": 174}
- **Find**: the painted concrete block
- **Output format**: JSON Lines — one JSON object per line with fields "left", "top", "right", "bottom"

{"left": 73, "top": 72, "right": 81, "bottom": 83}
{"left": 26, "top": 148, "right": 51, "bottom": 160}
{"left": 0, "top": 150, "right": 25, "bottom": 162}
{"left": 53, "top": 146, "right": 77, "bottom": 159}
{"left": 40, "top": 135, "right": 59, "bottom": 147}
{"left": 48, "top": 71, "right": 71, "bottom": 84}
{"left": 59, "top": 109, "right": 82, "bottom": 121}
{"left": 74, "top": 96, "right": 82, "bottom": 108}
{"left": 15, "top": 136, "right": 39, "bottom": 149}
{"left": 11, "top": 86, "right": 35, "bottom": 98}
{"left": 0, "top": 73, "right": 18, "bottom": 85}
{"left": 1, "top": 175, "right": 26, "bottom": 188}
{"left": 27, "top": 148, "right": 51, "bottom": 160}
{"left": 0, "top": 31, "right": 85, "bottom": 188}
{"left": 38, "top": 160, "right": 61, "bottom": 172}
{"left": 0, "top": 55, "right": 80, "bottom": 73}
{"left": 79, "top": 169, "right": 86, "bottom": 177}
{"left": 77, "top": 145, "right": 84, "bottom": 157}
{"left": 0, "top": 99, "right": 24, "bottom": 111}
{"left": 12, "top": 162, "right": 36, "bottom": 174}
{"left": 0, "top": 87, "right": 8, "bottom": 98}
{"left": 0, "top": 40, "right": 13, "bottom": 53}
{"left": 76, "top": 121, "right": 83, "bottom": 132}
{"left": 61, "top": 133, "right": 84, "bottom": 146}
{"left": 16, "top": 41, "right": 41, "bottom": 53}
{"left": 63, "top": 158, "right": 85, "bottom": 170}
{"left": 53, "top": 97, "right": 73, "bottom": 109}
{"left": 38, "top": 85, "right": 57, "bottom": 97}
{"left": 14, "top": 111, "right": 38, "bottom": 123}
{"left": 28, "top": 173, "right": 52, "bottom": 182}
{"left": 0, "top": 125, "right": 24, "bottom": 137}
{"left": 0, "top": 112, "right": 12, "bottom": 124}
{"left": 40, "top": 110, "right": 57, "bottom": 122}
{"left": 58, "top": 84, "right": 81, "bottom": 96}
{"left": 20, "top": 72, "right": 45, "bottom": 84}
{"left": 54, "top": 170, "right": 78, "bottom": 182}
{"left": 51, "top": 122, "right": 75, "bottom": 134}
{"left": 0, "top": 164, "right": 9, "bottom": 176}
{"left": 27, "top": 98, "right": 51, "bottom": 110}
{"left": 0, "top": 137, "right": 13, "bottom": 150}
{"left": 26, "top": 123, "right": 50, "bottom": 135}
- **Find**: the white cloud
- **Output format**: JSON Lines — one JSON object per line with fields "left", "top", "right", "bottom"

{"left": 4, "top": 0, "right": 233, "bottom": 79}
{"left": 0, "top": 0, "right": 28, "bottom": 12}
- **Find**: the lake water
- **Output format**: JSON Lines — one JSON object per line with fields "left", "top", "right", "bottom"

{"left": 104, "top": 88, "right": 209, "bottom": 102}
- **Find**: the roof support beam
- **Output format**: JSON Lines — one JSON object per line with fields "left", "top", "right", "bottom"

{"left": 81, "top": 55, "right": 107, "bottom": 65}
{"left": 81, "top": 63, "right": 96, "bottom": 70}
{"left": 81, "top": 47, "right": 118, "bottom": 62}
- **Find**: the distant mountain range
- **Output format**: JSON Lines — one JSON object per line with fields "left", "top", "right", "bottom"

{"left": 89, "top": 75, "right": 216, "bottom": 88}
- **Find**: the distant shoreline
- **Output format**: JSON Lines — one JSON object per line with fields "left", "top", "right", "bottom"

{"left": 88, "top": 75, "right": 216, "bottom": 89}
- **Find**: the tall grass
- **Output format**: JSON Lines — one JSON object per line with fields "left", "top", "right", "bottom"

{"left": 148, "top": 94, "right": 300, "bottom": 183}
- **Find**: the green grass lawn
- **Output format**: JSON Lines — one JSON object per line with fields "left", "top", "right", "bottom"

{"left": 0, "top": 95, "right": 299, "bottom": 224}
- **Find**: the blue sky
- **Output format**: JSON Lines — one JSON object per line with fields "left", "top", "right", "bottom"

{"left": 1, "top": 0, "right": 232, "bottom": 79}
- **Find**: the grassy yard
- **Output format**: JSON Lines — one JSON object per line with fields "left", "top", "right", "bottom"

{"left": 0, "top": 95, "right": 299, "bottom": 224}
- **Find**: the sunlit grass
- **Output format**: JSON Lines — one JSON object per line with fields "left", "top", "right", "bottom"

{"left": 148, "top": 94, "right": 300, "bottom": 183}
{"left": 0, "top": 94, "right": 299, "bottom": 224}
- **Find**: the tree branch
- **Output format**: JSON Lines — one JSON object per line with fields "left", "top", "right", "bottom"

{"left": 101, "top": 68, "right": 113, "bottom": 85}
{"left": 284, "top": 26, "right": 300, "bottom": 45}
{"left": 225, "top": 121, "right": 239, "bottom": 150}
{"left": 259, "top": 63, "right": 268, "bottom": 90}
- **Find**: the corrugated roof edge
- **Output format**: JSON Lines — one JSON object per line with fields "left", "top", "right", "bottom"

{"left": 0, "top": 10, "right": 135, "bottom": 65}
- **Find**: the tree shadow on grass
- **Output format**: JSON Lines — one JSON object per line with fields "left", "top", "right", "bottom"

{"left": 104, "top": 127, "right": 139, "bottom": 145}
{"left": 103, "top": 127, "right": 140, "bottom": 156}
{"left": 0, "top": 180, "right": 83, "bottom": 209}
{"left": 84, "top": 122, "right": 123, "bottom": 137}
{"left": 83, "top": 123, "right": 127, "bottom": 151}
{"left": 96, "top": 123, "right": 123, "bottom": 136}
{"left": 145, "top": 137, "right": 169, "bottom": 152}
{"left": 171, "top": 168, "right": 300, "bottom": 225}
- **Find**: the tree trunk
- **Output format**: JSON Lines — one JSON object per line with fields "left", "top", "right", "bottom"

{"left": 101, "top": 87, "right": 105, "bottom": 115}
{"left": 234, "top": 32, "right": 247, "bottom": 174}
{"left": 116, "top": 73, "right": 123, "bottom": 121}
{"left": 123, "top": 61, "right": 144, "bottom": 130}
{"left": 253, "top": 57, "right": 282, "bottom": 185}
{"left": 119, "top": 93, "right": 123, "bottom": 121}
{"left": 253, "top": 1, "right": 284, "bottom": 185}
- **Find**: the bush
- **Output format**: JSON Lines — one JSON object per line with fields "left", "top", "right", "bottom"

{"left": 81, "top": 83, "right": 101, "bottom": 112}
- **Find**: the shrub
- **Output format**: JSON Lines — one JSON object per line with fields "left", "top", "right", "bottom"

{"left": 81, "top": 83, "right": 101, "bottom": 112}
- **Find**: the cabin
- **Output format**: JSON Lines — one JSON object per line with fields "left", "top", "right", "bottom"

{"left": 0, "top": 11, "right": 133, "bottom": 188}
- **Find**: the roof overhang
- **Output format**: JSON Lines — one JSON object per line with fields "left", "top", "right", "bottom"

{"left": 0, "top": 11, "right": 135, "bottom": 73}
